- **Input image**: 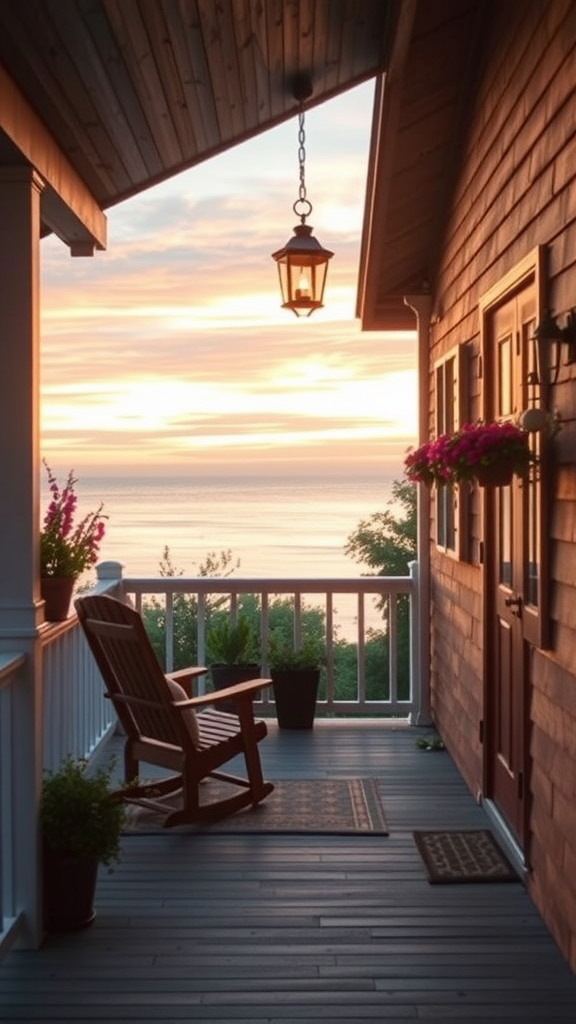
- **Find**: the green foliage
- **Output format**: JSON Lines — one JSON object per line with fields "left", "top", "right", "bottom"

{"left": 206, "top": 614, "right": 259, "bottom": 665}
{"left": 344, "top": 480, "right": 417, "bottom": 575}
{"left": 328, "top": 631, "right": 401, "bottom": 704}
{"left": 41, "top": 756, "right": 125, "bottom": 868}
{"left": 142, "top": 546, "right": 241, "bottom": 670}
{"left": 267, "top": 631, "right": 325, "bottom": 670}
{"left": 344, "top": 480, "right": 417, "bottom": 702}
{"left": 266, "top": 596, "right": 326, "bottom": 670}
{"left": 267, "top": 597, "right": 326, "bottom": 641}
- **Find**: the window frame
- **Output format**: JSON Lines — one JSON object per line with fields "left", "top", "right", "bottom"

{"left": 434, "top": 344, "right": 469, "bottom": 560}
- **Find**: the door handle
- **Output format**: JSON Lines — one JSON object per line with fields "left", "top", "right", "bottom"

{"left": 505, "top": 594, "right": 523, "bottom": 616}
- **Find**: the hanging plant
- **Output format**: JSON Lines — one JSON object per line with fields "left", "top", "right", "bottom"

{"left": 404, "top": 421, "right": 537, "bottom": 487}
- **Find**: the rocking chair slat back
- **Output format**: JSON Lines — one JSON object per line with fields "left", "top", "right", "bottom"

{"left": 75, "top": 594, "right": 274, "bottom": 826}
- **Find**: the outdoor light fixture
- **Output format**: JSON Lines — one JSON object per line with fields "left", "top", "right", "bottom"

{"left": 531, "top": 308, "right": 576, "bottom": 386}
{"left": 271, "top": 76, "right": 333, "bottom": 317}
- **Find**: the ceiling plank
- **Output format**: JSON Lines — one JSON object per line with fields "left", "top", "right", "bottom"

{"left": 0, "top": 0, "right": 393, "bottom": 227}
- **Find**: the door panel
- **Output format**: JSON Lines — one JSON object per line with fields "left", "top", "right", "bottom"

{"left": 484, "top": 286, "right": 536, "bottom": 848}
{"left": 493, "top": 592, "right": 524, "bottom": 834}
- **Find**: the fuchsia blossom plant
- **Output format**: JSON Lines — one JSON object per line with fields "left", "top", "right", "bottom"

{"left": 405, "top": 420, "right": 536, "bottom": 486}
{"left": 40, "top": 460, "right": 107, "bottom": 578}
{"left": 404, "top": 440, "right": 437, "bottom": 486}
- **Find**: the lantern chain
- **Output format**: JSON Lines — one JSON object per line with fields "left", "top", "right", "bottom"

{"left": 293, "top": 111, "right": 313, "bottom": 223}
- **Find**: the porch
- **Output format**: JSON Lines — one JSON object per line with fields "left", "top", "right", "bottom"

{"left": 2, "top": 565, "right": 425, "bottom": 959}
{"left": 3, "top": 720, "right": 576, "bottom": 1022}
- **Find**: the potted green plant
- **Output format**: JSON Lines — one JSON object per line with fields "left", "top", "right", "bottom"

{"left": 40, "top": 459, "right": 107, "bottom": 620}
{"left": 41, "top": 755, "right": 125, "bottom": 932}
{"left": 267, "top": 632, "right": 325, "bottom": 730}
{"left": 206, "top": 614, "right": 261, "bottom": 711}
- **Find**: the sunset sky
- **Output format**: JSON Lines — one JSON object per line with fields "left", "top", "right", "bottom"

{"left": 39, "top": 80, "right": 417, "bottom": 480}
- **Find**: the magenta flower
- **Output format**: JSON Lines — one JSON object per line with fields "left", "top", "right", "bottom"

{"left": 404, "top": 440, "right": 436, "bottom": 485}
{"left": 404, "top": 421, "right": 536, "bottom": 486}
{"left": 40, "top": 460, "right": 107, "bottom": 578}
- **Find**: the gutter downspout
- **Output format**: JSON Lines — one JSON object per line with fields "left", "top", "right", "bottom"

{"left": 404, "top": 294, "right": 433, "bottom": 726}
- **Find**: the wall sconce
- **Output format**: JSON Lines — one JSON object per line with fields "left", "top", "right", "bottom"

{"left": 518, "top": 406, "right": 561, "bottom": 437}
{"left": 531, "top": 308, "right": 576, "bottom": 386}
{"left": 271, "top": 75, "right": 334, "bottom": 317}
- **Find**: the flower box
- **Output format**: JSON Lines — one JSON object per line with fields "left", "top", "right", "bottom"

{"left": 404, "top": 421, "right": 536, "bottom": 488}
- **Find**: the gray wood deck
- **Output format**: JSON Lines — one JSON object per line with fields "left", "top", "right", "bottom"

{"left": 3, "top": 721, "right": 576, "bottom": 1022}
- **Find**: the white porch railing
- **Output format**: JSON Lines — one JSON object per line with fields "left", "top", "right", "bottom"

{"left": 0, "top": 616, "right": 117, "bottom": 956}
{"left": 0, "top": 653, "right": 26, "bottom": 958}
{"left": 114, "top": 565, "right": 420, "bottom": 718}
{"left": 0, "top": 562, "right": 421, "bottom": 958}
{"left": 39, "top": 617, "right": 117, "bottom": 774}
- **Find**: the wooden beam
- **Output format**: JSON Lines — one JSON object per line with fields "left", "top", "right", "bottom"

{"left": 356, "top": 0, "right": 418, "bottom": 327}
{"left": 0, "top": 66, "right": 107, "bottom": 253}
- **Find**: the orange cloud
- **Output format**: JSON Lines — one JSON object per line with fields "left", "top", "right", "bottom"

{"left": 40, "top": 81, "right": 417, "bottom": 478}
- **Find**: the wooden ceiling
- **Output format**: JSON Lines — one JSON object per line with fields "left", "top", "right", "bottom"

{"left": 0, "top": 0, "right": 490, "bottom": 332}
{"left": 0, "top": 1, "right": 395, "bottom": 233}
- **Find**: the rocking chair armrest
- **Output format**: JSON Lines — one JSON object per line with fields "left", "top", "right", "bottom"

{"left": 166, "top": 666, "right": 207, "bottom": 687}
{"left": 180, "top": 677, "right": 272, "bottom": 710}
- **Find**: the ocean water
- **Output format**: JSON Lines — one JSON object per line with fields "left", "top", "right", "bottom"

{"left": 68, "top": 474, "right": 396, "bottom": 579}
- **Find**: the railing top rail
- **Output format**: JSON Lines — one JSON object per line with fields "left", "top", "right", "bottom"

{"left": 0, "top": 652, "right": 25, "bottom": 689}
{"left": 123, "top": 575, "right": 414, "bottom": 596}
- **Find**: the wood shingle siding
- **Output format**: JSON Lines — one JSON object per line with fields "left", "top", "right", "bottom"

{"left": 418, "top": 0, "right": 576, "bottom": 971}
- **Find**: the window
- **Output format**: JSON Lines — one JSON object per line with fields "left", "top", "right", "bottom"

{"left": 434, "top": 346, "right": 468, "bottom": 558}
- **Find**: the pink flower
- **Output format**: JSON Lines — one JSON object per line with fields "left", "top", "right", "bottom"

{"left": 40, "top": 460, "right": 107, "bottom": 578}
{"left": 404, "top": 441, "right": 435, "bottom": 485}
{"left": 404, "top": 421, "right": 536, "bottom": 486}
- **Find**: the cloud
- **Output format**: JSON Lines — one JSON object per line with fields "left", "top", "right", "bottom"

{"left": 39, "top": 81, "right": 417, "bottom": 477}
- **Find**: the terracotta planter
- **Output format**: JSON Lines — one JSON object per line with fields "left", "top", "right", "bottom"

{"left": 43, "top": 844, "right": 98, "bottom": 932}
{"left": 474, "top": 461, "right": 516, "bottom": 487}
{"left": 41, "top": 577, "right": 76, "bottom": 621}
{"left": 271, "top": 668, "right": 320, "bottom": 730}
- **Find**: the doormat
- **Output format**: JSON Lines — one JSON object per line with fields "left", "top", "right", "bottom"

{"left": 123, "top": 778, "right": 388, "bottom": 835}
{"left": 413, "top": 829, "right": 519, "bottom": 884}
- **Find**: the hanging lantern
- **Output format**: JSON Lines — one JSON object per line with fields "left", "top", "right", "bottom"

{"left": 271, "top": 108, "right": 333, "bottom": 317}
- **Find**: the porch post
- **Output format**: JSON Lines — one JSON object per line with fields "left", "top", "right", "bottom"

{"left": 404, "top": 294, "right": 433, "bottom": 727}
{"left": 0, "top": 166, "right": 46, "bottom": 949}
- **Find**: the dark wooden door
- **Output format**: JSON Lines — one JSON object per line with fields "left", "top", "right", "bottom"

{"left": 484, "top": 283, "right": 538, "bottom": 848}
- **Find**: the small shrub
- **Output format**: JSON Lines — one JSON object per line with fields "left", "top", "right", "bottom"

{"left": 41, "top": 756, "right": 125, "bottom": 869}
{"left": 206, "top": 615, "right": 259, "bottom": 664}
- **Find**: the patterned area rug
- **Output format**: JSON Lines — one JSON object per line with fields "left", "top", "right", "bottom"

{"left": 413, "top": 829, "right": 519, "bottom": 884}
{"left": 123, "top": 778, "right": 388, "bottom": 835}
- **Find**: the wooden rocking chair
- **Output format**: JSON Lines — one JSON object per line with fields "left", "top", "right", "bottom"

{"left": 75, "top": 594, "right": 274, "bottom": 827}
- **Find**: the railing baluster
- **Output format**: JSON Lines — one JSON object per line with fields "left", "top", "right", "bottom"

{"left": 261, "top": 593, "right": 270, "bottom": 671}
{"left": 357, "top": 593, "right": 366, "bottom": 706}
{"left": 197, "top": 594, "right": 206, "bottom": 694}
{"left": 165, "top": 593, "right": 174, "bottom": 673}
{"left": 325, "top": 594, "right": 334, "bottom": 702}
{"left": 388, "top": 592, "right": 397, "bottom": 704}
{"left": 293, "top": 592, "right": 302, "bottom": 648}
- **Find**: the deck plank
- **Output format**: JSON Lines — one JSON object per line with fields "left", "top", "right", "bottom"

{"left": 2, "top": 721, "right": 576, "bottom": 1022}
